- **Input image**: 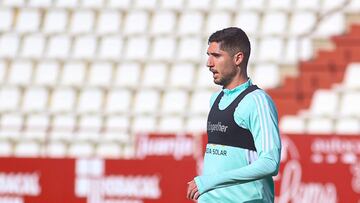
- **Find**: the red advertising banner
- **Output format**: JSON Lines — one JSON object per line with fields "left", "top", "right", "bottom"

{"left": 0, "top": 133, "right": 359, "bottom": 203}
{"left": 0, "top": 157, "right": 197, "bottom": 203}
{"left": 0, "top": 158, "right": 77, "bottom": 203}
{"left": 276, "top": 134, "right": 360, "bottom": 203}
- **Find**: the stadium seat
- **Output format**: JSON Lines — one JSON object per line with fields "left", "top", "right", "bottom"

{"left": 279, "top": 115, "right": 306, "bottom": 133}
{"left": 8, "top": 61, "right": 33, "bottom": 85}
{"left": 0, "top": 33, "right": 19, "bottom": 58}
{"left": 43, "top": 9, "right": 68, "bottom": 34}
{"left": 306, "top": 117, "right": 333, "bottom": 134}
{"left": 98, "top": 36, "right": 123, "bottom": 60}
{"left": 77, "top": 88, "right": 103, "bottom": 113}
{"left": 252, "top": 63, "right": 280, "bottom": 89}
{"left": 134, "top": 0, "right": 156, "bottom": 9}
{"left": 0, "top": 113, "right": 23, "bottom": 140}
{"left": 15, "top": 9, "right": 40, "bottom": 33}
{"left": 189, "top": 90, "right": 212, "bottom": 114}
{"left": 46, "top": 35, "right": 71, "bottom": 59}
{"left": 123, "top": 11, "right": 148, "bottom": 35}
{"left": 196, "top": 66, "right": 216, "bottom": 88}
{"left": 80, "top": 0, "right": 104, "bottom": 8}
{"left": 240, "top": 0, "right": 265, "bottom": 11}
{"left": 96, "top": 10, "right": 121, "bottom": 34}
{"left": 178, "top": 37, "right": 203, "bottom": 61}
{"left": 70, "top": 10, "right": 94, "bottom": 34}
{"left": 102, "top": 131, "right": 129, "bottom": 143}
{"left": 151, "top": 37, "right": 176, "bottom": 60}
{"left": 125, "top": 36, "right": 149, "bottom": 60}
{"left": 104, "top": 115, "right": 129, "bottom": 132}
{"left": 314, "top": 12, "right": 345, "bottom": 37}
{"left": 159, "top": 0, "right": 184, "bottom": 10}
{"left": 0, "top": 141, "right": 12, "bottom": 156}
{"left": 22, "top": 87, "right": 48, "bottom": 113}
{"left": 0, "top": 8, "right": 13, "bottom": 32}
{"left": 168, "top": 63, "right": 196, "bottom": 88}
{"left": 107, "top": 0, "right": 131, "bottom": 9}
{"left": 150, "top": 11, "right": 176, "bottom": 34}
{"left": 158, "top": 116, "right": 184, "bottom": 132}
{"left": 96, "top": 142, "right": 121, "bottom": 158}
{"left": 105, "top": 89, "right": 132, "bottom": 114}
{"left": 73, "top": 35, "right": 97, "bottom": 59}
{"left": 206, "top": 12, "right": 232, "bottom": 34}
{"left": 161, "top": 90, "right": 189, "bottom": 114}
{"left": 294, "top": 0, "right": 320, "bottom": 10}
{"left": 114, "top": 62, "right": 141, "bottom": 88}
{"left": 261, "top": 12, "right": 287, "bottom": 35}
{"left": 133, "top": 90, "right": 160, "bottom": 114}
{"left": 23, "top": 114, "right": 49, "bottom": 141}
{"left": 0, "top": 61, "right": 5, "bottom": 82}
{"left": 68, "top": 142, "right": 94, "bottom": 157}
{"left": 187, "top": 0, "right": 211, "bottom": 11}
{"left": 258, "top": 37, "right": 284, "bottom": 62}
{"left": 88, "top": 62, "right": 113, "bottom": 87}
{"left": 308, "top": 89, "right": 339, "bottom": 116}
{"left": 289, "top": 11, "right": 317, "bottom": 35}
{"left": 143, "top": 63, "right": 168, "bottom": 87}
{"left": 339, "top": 91, "right": 360, "bottom": 117}
{"left": 14, "top": 141, "right": 41, "bottom": 157}
{"left": 343, "top": 63, "right": 360, "bottom": 89}
{"left": 335, "top": 117, "right": 360, "bottom": 134}
{"left": 50, "top": 88, "right": 76, "bottom": 113}
{"left": 55, "top": 0, "right": 78, "bottom": 8}
{"left": 2, "top": 0, "right": 26, "bottom": 7}
{"left": 76, "top": 115, "right": 102, "bottom": 141}
{"left": 268, "top": 0, "right": 292, "bottom": 10}
{"left": 185, "top": 116, "right": 207, "bottom": 132}
{"left": 178, "top": 12, "right": 204, "bottom": 35}
{"left": 45, "top": 141, "right": 67, "bottom": 157}
{"left": 60, "top": 62, "right": 86, "bottom": 86}
{"left": 50, "top": 115, "right": 76, "bottom": 141}
{"left": 213, "top": 0, "right": 238, "bottom": 11}
{"left": 34, "top": 61, "right": 60, "bottom": 86}
{"left": 0, "top": 87, "right": 21, "bottom": 112}
{"left": 28, "top": 0, "right": 52, "bottom": 7}
{"left": 234, "top": 11, "right": 260, "bottom": 36}
{"left": 132, "top": 116, "right": 157, "bottom": 132}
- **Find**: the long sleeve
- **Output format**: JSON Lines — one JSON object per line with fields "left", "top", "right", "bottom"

{"left": 195, "top": 89, "right": 281, "bottom": 195}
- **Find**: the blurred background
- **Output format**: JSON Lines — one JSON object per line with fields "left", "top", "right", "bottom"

{"left": 0, "top": 0, "right": 359, "bottom": 202}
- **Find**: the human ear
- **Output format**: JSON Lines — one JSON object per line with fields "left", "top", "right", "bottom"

{"left": 234, "top": 52, "right": 244, "bottom": 66}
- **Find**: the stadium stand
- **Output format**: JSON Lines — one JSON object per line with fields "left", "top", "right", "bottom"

{"left": 0, "top": 0, "right": 359, "bottom": 158}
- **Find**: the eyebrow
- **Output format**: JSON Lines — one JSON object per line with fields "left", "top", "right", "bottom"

{"left": 207, "top": 51, "right": 221, "bottom": 57}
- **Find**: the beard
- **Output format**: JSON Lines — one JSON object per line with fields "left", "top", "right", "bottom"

{"left": 212, "top": 70, "right": 237, "bottom": 87}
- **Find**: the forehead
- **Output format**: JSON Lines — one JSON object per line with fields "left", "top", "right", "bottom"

{"left": 207, "top": 42, "right": 224, "bottom": 53}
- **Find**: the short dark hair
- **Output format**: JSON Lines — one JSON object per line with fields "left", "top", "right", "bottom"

{"left": 208, "top": 27, "right": 251, "bottom": 68}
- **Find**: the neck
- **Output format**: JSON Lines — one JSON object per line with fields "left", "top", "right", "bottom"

{"left": 223, "top": 75, "right": 248, "bottom": 90}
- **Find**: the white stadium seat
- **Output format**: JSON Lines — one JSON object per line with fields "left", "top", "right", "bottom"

{"left": 15, "top": 9, "right": 40, "bottom": 33}
{"left": 43, "top": 10, "right": 68, "bottom": 34}
{"left": 70, "top": 10, "right": 94, "bottom": 34}
{"left": 97, "top": 11, "right": 121, "bottom": 34}
{"left": 105, "top": 89, "right": 132, "bottom": 113}
{"left": 150, "top": 11, "right": 176, "bottom": 34}
{"left": 142, "top": 63, "right": 168, "bottom": 87}
{"left": 0, "top": 8, "right": 13, "bottom": 31}
{"left": 34, "top": 61, "right": 60, "bottom": 86}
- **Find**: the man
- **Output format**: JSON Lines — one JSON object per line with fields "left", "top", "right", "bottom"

{"left": 187, "top": 27, "right": 282, "bottom": 202}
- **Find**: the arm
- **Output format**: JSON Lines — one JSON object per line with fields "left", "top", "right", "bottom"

{"left": 194, "top": 91, "right": 281, "bottom": 194}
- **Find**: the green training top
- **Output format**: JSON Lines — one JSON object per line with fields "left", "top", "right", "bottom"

{"left": 194, "top": 79, "right": 282, "bottom": 203}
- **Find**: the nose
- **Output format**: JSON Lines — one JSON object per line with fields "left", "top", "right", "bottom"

{"left": 207, "top": 56, "right": 214, "bottom": 68}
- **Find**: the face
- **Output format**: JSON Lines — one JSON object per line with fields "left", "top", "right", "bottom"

{"left": 206, "top": 42, "right": 239, "bottom": 88}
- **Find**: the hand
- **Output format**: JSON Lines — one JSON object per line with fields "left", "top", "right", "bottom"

{"left": 187, "top": 179, "right": 200, "bottom": 201}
